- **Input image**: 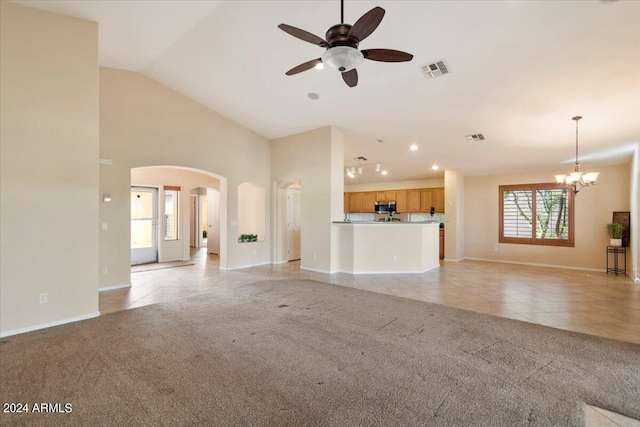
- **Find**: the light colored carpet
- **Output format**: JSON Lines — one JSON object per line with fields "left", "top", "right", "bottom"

{"left": 1, "top": 279, "right": 638, "bottom": 426}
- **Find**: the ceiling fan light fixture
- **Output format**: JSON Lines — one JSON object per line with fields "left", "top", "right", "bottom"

{"left": 314, "top": 62, "right": 324, "bottom": 70}
{"left": 321, "top": 46, "right": 364, "bottom": 72}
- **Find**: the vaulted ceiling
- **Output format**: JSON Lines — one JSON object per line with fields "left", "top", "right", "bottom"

{"left": 18, "top": 0, "right": 640, "bottom": 183}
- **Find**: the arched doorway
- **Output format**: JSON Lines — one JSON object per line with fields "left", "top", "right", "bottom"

{"left": 130, "top": 166, "right": 228, "bottom": 269}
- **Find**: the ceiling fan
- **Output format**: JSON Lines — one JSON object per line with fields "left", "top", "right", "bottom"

{"left": 278, "top": 0, "right": 413, "bottom": 87}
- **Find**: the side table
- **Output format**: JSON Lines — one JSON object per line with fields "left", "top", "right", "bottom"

{"left": 606, "top": 246, "right": 627, "bottom": 276}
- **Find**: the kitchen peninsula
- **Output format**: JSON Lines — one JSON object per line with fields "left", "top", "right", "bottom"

{"left": 332, "top": 222, "right": 440, "bottom": 274}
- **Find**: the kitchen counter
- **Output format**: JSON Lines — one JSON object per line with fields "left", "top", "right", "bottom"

{"left": 332, "top": 222, "right": 439, "bottom": 274}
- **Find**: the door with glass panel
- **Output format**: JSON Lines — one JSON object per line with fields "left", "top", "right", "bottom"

{"left": 131, "top": 187, "right": 158, "bottom": 265}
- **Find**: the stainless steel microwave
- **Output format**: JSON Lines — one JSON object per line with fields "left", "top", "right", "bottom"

{"left": 375, "top": 201, "right": 397, "bottom": 213}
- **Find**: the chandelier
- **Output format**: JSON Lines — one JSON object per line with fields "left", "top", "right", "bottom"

{"left": 554, "top": 116, "right": 599, "bottom": 194}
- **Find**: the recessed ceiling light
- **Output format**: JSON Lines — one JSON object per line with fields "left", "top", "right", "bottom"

{"left": 410, "top": 144, "right": 418, "bottom": 151}
{"left": 314, "top": 63, "right": 324, "bottom": 70}
{"left": 431, "top": 165, "right": 439, "bottom": 170}
{"left": 381, "top": 170, "right": 388, "bottom": 175}
{"left": 307, "top": 92, "right": 320, "bottom": 100}
{"left": 376, "top": 139, "right": 384, "bottom": 143}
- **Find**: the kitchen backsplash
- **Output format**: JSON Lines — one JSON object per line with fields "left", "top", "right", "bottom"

{"left": 346, "top": 213, "right": 445, "bottom": 223}
{"left": 409, "top": 213, "right": 445, "bottom": 223}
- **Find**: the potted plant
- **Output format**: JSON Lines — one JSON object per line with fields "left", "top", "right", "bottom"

{"left": 606, "top": 223, "right": 624, "bottom": 247}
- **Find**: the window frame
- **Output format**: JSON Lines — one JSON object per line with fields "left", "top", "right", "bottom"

{"left": 499, "top": 183, "right": 574, "bottom": 247}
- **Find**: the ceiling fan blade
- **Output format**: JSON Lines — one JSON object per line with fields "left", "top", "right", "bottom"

{"left": 362, "top": 49, "right": 414, "bottom": 62}
{"left": 348, "top": 7, "right": 385, "bottom": 43}
{"left": 278, "top": 24, "right": 327, "bottom": 47}
{"left": 285, "top": 58, "right": 322, "bottom": 76}
{"left": 342, "top": 69, "right": 358, "bottom": 87}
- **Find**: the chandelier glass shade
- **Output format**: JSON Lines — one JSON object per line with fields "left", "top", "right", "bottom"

{"left": 554, "top": 116, "right": 598, "bottom": 194}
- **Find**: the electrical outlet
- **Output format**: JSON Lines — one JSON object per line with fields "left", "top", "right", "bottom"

{"left": 39, "top": 293, "right": 48, "bottom": 304}
{"left": 102, "top": 267, "right": 108, "bottom": 275}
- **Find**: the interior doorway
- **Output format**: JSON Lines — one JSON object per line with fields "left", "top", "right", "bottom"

{"left": 287, "top": 184, "right": 301, "bottom": 261}
{"left": 131, "top": 186, "right": 158, "bottom": 265}
{"left": 189, "top": 187, "right": 219, "bottom": 254}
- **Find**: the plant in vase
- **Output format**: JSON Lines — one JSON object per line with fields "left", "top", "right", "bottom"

{"left": 606, "top": 223, "right": 624, "bottom": 247}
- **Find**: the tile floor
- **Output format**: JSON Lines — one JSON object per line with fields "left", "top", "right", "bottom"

{"left": 100, "top": 248, "right": 640, "bottom": 344}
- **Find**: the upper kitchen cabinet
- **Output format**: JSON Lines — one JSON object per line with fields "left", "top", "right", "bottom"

{"left": 344, "top": 193, "right": 349, "bottom": 213}
{"left": 435, "top": 188, "right": 445, "bottom": 213}
{"left": 408, "top": 189, "right": 421, "bottom": 212}
{"left": 396, "top": 190, "right": 407, "bottom": 213}
{"left": 363, "top": 192, "right": 377, "bottom": 213}
{"left": 349, "top": 192, "right": 363, "bottom": 213}
{"left": 420, "top": 189, "right": 434, "bottom": 212}
{"left": 375, "top": 191, "right": 396, "bottom": 201}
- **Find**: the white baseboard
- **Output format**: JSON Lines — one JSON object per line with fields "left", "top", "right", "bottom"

{"left": 462, "top": 257, "right": 603, "bottom": 272}
{"left": 0, "top": 311, "right": 101, "bottom": 338}
{"left": 99, "top": 283, "right": 131, "bottom": 292}
{"left": 300, "top": 266, "right": 332, "bottom": 274}
{"left": 443, "top": 257, "right": 464, "bottom": 262}
{"left": 224, "top": 261, "right": 271, "bottom": 271}
{"left": 331, "top": 264, "right": 440, "bottom": 275}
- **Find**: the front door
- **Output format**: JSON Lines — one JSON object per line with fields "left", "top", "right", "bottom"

{"left": 131, "top": 187, "right": 158, "bottom": 265}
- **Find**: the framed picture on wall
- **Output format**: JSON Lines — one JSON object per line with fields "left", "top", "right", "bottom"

{"left": 612, "top": 211, "right": 630, "bottom": 248}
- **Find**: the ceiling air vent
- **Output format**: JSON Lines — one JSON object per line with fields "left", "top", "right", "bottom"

{"left": 355, "top": 156, "right": 368, "bottom": 161}
{"left": 421, "top": 60, "right": 450, "bottom": 79}
{"left": 465, "top": 134, "right": 485, "bottom": 142}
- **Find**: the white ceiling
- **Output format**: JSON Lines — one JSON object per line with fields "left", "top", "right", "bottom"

{"left": 18, "top": 0, "right": 640, "bottom": 184}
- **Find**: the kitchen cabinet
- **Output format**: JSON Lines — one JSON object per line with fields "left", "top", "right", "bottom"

{"left": 377, "top": 190, "right": 396, "bottom": 202}
{"left": 439, "top": 229, "right": 445, "bottom": 260}
{"left": 396, "top": 190, "right": 407, "bottom": 213}
{"left": 435, "top": 188, "right": 445, "bottom": 213}
{"left": 421, "top": 189, "right": 434, "bottom": 212}
{"left": 349, "top": 192, "right": 363, "bottom": 213}
{"left": 363, "top": 192, "right": 377, "bottom": 213}
{"left": 346, "top": 187, "right": 445, "bottom": 213}
{"left": 408, "top": 189, "right": 421, "bottom": 212}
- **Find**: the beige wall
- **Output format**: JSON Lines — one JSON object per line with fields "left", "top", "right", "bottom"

{"left": 129, "top": 167, "right": 223, "bottom": 268}
{"left": 99, "top": 67, "right": 271, "bottom": 286}
{"left": 463, "top": 164, "right": 630, "bottom": 270}
{"left": 444, "top": 170, "right": 465, "bottom": 261}
{"left": 271, "top": 126, "right": 344, "bottom": 272}
{"left": 345, "top": 178, "right": 444, "bottom": 193}
{"left": 630, "top": 145, "right": 639, "bottom": 282}
{"left": 0, "top": 3, "right": 99, "bottom": 335}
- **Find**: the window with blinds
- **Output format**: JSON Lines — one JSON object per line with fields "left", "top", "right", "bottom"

{"left": 164, "top": 186, "right": 180, "bottom": 241}
{"left": 499, "top": 183, "right": 574, "bottom": 247}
